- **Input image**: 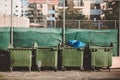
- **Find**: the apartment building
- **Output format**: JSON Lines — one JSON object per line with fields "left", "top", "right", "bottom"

{"left": 0, "top": 0, "right": 22, "bottom": 17}
{"left": 47, "top": 0, "right": 58, "bottom": 28}
{"left": 101, "top": 0, "right": 119, "bottom": 19}
{"left": 21, "top": 0, "right": 28, "bottom": 17}
{"left": 27, "top": 2, "right": 47, "bottom": 28}
{"left": 58, "top": 0, "right": 103, "bottom": 20}
{"left": 88, "top": 0, "right": 103, "bottom": 20}
{"left": 27, "top": 0, "right": 58, "bottom": 28}
{"left": 0, "top": 0, "right": 29, "bottom": 27}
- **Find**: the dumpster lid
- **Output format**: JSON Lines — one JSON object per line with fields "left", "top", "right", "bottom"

{"left": 8, "top": 43, "right": 13, "bottom": 49}
{"left": 89, "top": 46, "right": 113, "bottom": 49}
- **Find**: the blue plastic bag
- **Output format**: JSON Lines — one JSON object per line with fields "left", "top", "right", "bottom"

{"left": 67, "top": 40, "right": 85, "bottom": 48}
{"left": 73, "top": 41, "right": 85, "bottom": 48}
{"left": 67, "top": 40, "right": 77, "bottom": 46}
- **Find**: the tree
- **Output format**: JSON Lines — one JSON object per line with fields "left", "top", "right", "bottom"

{"left": 56, "top": 9, "right": 86, "bottom": 28}
{"left": 58, "top": 9, "right": 86, "bottom": 20}
{"left": 104, "top": 1, "right": 119, "bottom": 20}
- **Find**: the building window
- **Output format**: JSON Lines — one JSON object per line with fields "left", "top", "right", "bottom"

{"left": 40, "top": 4, "right": 42, "bottom": 8}
{"left": 16, "top": 10, "right": 18, "bottom": 12}
{"left": 91, "top": 4, "right": 100, "bottom": 9}
{"left": 74, "top": 0, "right": 84, "bottom": 6}
{"left": 65, "top": 0, "right": 68, "bottom": 6}
{"left": 53, "top": 6, "right": 55, "bottom": 10}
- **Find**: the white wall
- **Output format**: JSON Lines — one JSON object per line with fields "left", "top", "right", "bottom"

{"left": 0, "top": 0, "right": 21, "bottom": 17}
{"left": 42, "top": 4, "right": 48, "bottom": 15}
{"left": 83, "top": 1, "right": 91, "bottom": 17}
{"left": 0, "top": 15, "right": 29, "bottom": 27}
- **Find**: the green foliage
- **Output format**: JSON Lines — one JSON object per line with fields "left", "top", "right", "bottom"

{"left": 104, "top": 1, "right": 119, "bottom": 20}
{"left": 58, "top": 9, "right": 86, "bottom": 20}
{"left": 57, "top": 9, "right": 86, "bottom": 28}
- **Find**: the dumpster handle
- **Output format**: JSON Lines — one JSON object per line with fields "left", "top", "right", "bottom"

{"left": 91, "top": 48, "right": 97, "bottom": 52}
{"left": 77, "top": 48, "right": 84, "bottom": 51}
{"left": 104, "top": 48, "right": 110, "bottom": 52}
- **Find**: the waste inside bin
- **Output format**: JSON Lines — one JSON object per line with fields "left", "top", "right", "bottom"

{"left": 67, "top": 40, "right": 85, "bottom": 48}
{"left": 73, "top": 41, "right": 85, "bottom": 48}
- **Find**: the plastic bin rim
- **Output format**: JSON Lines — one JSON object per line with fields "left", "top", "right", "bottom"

{"left": 89, "top": 46, "right": 113, "bottom": 49}
{"left": 8, "top": 48, "right": 32, "bottom": 50}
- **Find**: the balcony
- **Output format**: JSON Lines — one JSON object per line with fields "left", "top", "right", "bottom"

{"left": 27, "top": 14, "right": 43, "bottom": 18}
{"left": 73, "top": 4, "right": 84, "bottom": 9}
{"left": 47, "top": 17, "right": 55, "bottom": 21}
{"left": 58, "top": 3, "right": 68, "bottom": 9}
{"left": 30, "top": 22, "right": 45, "bottom": 28}
{"left": 90, "top": 9, "right": 102, "bottom": 15}
{"left": 48, "top": 10, "right": 55, "bottom": 14}
{"left": 27, "top": 14, "right": 34, "bottom": 17}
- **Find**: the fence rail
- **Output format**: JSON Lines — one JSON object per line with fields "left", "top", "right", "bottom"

{"left": 56, "top": 20, "right": 119, "bottom": 29}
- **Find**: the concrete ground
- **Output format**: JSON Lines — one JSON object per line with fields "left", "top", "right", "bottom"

{"left": 0, "top": 69, "right": 120, "bottom": 80}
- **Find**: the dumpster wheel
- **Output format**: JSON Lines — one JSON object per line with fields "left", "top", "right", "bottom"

{"left": 29, "top": 67, "right": 31, "bottom": 72}
{"left": 54, "top": 67, "right": 58, "bottom": 72}
{"left": 80, "top": 66, "right": 84, "bottom": 71}
{"left": 38, "top": 67, "right": 41, "bottom": 72}
{"left": 107, "top": 67, "right": 111, "bottom": 72}
{"left": 62, "top": 66, "right": 66, "bottom": 71}
{"left": 92, "top": 66, "right": 96, "bottom": 72}
{"left": 10, "top": 67, "right": 13, "bottom": 72}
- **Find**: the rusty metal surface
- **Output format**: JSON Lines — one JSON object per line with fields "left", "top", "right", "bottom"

{"left": 0, "top": 69, "right": 120, "bottom": 80}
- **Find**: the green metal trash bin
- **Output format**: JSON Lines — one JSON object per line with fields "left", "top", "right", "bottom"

{"left": 35, "top": 46, "right": 58, "bottom": 71}
{"left": 9, "top": 48, "right": 32, "bottom": 72}
{"left": 90, "top": 46, "right": 113, "bottom": 71}
{"left": 62, "top": 47, "right": 84, "bottom": 70}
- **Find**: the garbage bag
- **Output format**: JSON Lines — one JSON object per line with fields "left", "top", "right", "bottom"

{"left": 73, "top": 41, "right": 85, "bottom": 48}
{"left": 67, "top": 40, "right": 85, "bottom": 48}
{"left": 67, "top": 40, "right": 77, "bottom": 46}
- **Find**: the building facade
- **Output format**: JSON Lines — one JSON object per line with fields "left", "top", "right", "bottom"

{"left": 58, "top": 0, "right": 103, "bottom": 20}
{"left": 27, "top": 0, "right": 58, "bottom": 28}
{"left": 27, "top": 2, "right": 47, "bottom": 28}
{"left": 0, "top": 0, "right": 29, "bottom": 28}
{"left": 21, "top": 0, "right": 28, "bottom": 17}
{"left": 0, "top": 0, "right": 22, "bottom": 17}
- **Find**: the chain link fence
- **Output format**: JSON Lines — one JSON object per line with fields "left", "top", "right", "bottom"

{"left": 56, "top": 20, "right": 119, "bottom": 29}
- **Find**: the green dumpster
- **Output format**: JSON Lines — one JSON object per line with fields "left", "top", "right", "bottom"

{"left": 35, "top": 46, "right": 58, "bottom": 71}
{"left": 90, "top": 46, "right": 113, "bottom": 71}
{"left": 62, "top": 47, "right": 84, "bottom": 70}
{"left": 9, "top": 48, "right": 32, "bottom": 71}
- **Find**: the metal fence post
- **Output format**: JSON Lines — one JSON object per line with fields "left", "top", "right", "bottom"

{"left": 78, "top": 20, "right": 80, "bottom": 29}
{"left": 10, "top": 0, "right": 13, "bottom": 46}
{"left": 118, "top": 1, "right": 120, "bottom": 56}
{"left": 62, "top": 0, "right": 65, "bottom": 44}
{"left": 115, "top": 20, "right": 116, "bottom": 29}
{"left": 98, "top": 20, "right": 101, "bottom": 30}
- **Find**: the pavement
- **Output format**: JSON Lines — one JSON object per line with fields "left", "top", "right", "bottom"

{"left": 0, "top": 69, "right": 120, "bottom": 80}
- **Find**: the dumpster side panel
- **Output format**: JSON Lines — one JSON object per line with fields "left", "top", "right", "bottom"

{"left": 108, "top": 48, "right": 113, "bottom": 66}
{"left": 62, "top": 48, "right": 84, "bottom": 67}
{"left": 36, "top": 48, "right": 57, "bottom": 67}
{"left": 10, "top": 49, "right": 32, "bottom": 67}
{"left": 91, "top": 48, "right": 108, "bottom": 67}
{"left": 91, "top": 47, "right": 113, "bottom": 68}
